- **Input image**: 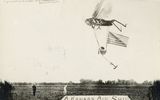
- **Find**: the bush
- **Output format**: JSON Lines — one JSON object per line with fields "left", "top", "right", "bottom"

{"left": 79, "top": 79, "right": 95, "bottom": 84}
{"left": 0, "top": 81, "right": 13, "bottom": 100}
{"left": 149, "top": 80, "right": 160, "bottom": 100}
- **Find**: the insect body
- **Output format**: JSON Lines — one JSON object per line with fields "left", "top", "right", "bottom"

{"left": 85, "top": 0, "right": 126, "bottom": 32}
{"left": 85, "top": 18, "right": 126, "bottom": 32}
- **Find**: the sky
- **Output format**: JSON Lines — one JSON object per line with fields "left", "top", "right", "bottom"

{"left": 0, "top": 0, "right": 160, "bottom": 83}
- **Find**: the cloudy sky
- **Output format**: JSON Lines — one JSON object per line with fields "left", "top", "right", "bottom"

{"left": 0, "top": 0, "right": 160, "bottom": 82}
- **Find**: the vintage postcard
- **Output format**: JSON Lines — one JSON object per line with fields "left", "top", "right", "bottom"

{"left": 0, "top": 0, "right": 160, "bottom": 100}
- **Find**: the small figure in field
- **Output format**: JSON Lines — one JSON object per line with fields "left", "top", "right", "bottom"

{"left": 32, "top": 84, "right": 36, "bottom": 96}
{"left": 63, "top": 84, "right": 68, "bottom": 95}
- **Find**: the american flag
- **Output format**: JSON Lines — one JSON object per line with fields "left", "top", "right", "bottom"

{"left": 107, "top": 32, "right": 129, "bottom": 47}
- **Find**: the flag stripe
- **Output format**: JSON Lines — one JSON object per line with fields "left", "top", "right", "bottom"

{"left": 107, "top": 32, "right": 129, "bottom": 47}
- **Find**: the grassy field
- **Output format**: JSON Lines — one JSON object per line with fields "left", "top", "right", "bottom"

{"left": 11, "top": 83, "right": 150, "bottom": 100}
{"left": 12, "top": 84, "right": 65, "bottom": 100}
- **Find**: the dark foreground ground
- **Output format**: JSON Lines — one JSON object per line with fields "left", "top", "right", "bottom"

{"left": 11, "top": 84, "right": 150, "bottom": 100}
{"left": 1, "top": 81, "right": 160, "bottom": 100}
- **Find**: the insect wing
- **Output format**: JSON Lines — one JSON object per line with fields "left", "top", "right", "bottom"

{"left": 92, "top": 0, "right": 105, "bottom": 18}
{"left": 92, "top": 0, "right": 112, "bottom": 19}
{"left": 98, "top": 3, "right": 112, "bottom": 19}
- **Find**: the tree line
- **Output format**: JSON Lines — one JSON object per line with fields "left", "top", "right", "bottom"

{"left": 79, "top": 79, "right": 153, "bottom": 85}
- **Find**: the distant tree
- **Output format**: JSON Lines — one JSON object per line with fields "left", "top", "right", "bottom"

{"left": 128, "top": 79, "right": 138, "bottom": 85}
{"left": 0, "top": 81, "right": 13, "bottom": 100}
{"left": 149, "top": 80, "right": 160, "bottom": 100}
{"left": 79, "top": 79, "right": 95, "bottom": 84}
{"left": 95, "top": 80, "right": 105, "bottom": 88}
{"left": 68, "top": 81, "right": 74, "bottom": 85}
{"left": 117, "top": 79, "right": 125, "bottom": 85}
{"left": 105, "top": 80, "right": 114, "bottom": 85}
{"left": 142, "top": 80, "right": 152, "bottom": 85}
{"left": 117, "top": 79, "right": 138, "bottom": 85}
{"left": 96, "top": 80, "right": 104, "bottom": 85}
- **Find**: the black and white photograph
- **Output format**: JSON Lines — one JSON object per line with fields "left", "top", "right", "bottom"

{"left": 0, "top": 0, "right": 160, "bottom": 100}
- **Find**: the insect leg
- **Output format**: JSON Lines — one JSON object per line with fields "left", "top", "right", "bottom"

{"left": 112, "top": 22, "right": 122, "bottom": 32}
{"left": 97, "top": 25, "right": 101, "bottom": 30}
{"left": 113, "top": 20, "right": 127, "bottom": 27}
{"left": 92, "top": 25, "right": 95, "bottom": 29}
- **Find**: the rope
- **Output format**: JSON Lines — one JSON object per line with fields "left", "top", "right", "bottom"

{"left": 101, "top": 55, "right": 118, "bottom": 69}
{"left": 93, "top": 29, "right": 101, "bottom": 48}
{"left": 92, "top": 29, "right": 118, "bottom": 69}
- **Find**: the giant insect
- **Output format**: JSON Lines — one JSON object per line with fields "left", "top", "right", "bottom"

{"left": 85, "top": 0, "right": 129, "bottom": 69}
{"left": 85, "top": 0, "right": 127, "bottom": 32}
